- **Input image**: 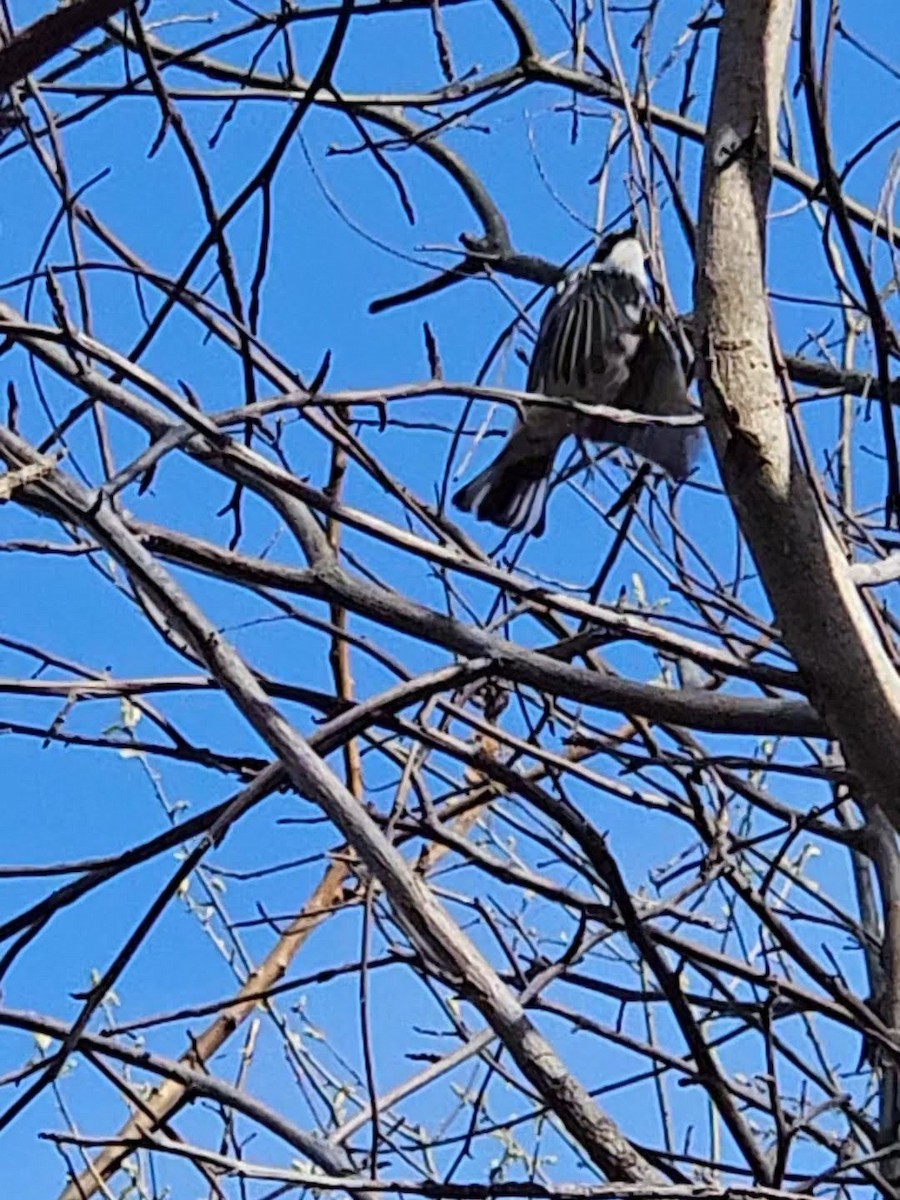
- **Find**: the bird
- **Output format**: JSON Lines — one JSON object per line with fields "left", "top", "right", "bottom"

{"left": 452, "top": 227, "right": 700, "bottom": 537}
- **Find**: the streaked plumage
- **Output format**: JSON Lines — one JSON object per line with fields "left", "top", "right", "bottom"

{"left": 453, "top": 230, "right": 699, "bottom": 537}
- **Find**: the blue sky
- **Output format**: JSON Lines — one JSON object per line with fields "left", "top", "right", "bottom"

{"left": 0, "top": 0, "right": 898, "bottom": 1193}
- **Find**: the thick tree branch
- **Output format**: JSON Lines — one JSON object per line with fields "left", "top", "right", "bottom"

{"left": 0, "top": 428, "right": 666, "bottom": 1185}
{"left": 0, "top": 0, "right": 131, "bottom": 91}
{"left": 694, "top": 1, "right": 900, "bottom": 825}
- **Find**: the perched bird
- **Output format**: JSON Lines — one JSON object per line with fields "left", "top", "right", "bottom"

{"left": 453, "top": 228, "right": 699, "bottom": 537}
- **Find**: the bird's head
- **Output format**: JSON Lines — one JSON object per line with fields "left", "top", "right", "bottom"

{"left": 591, "top": 223, "right": 647, "bottom": 282}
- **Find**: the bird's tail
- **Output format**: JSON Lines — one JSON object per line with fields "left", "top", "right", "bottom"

{"left": 453, "top": 435, "right": 557, "bottom": 538}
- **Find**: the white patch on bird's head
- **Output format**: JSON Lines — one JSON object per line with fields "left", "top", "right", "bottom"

{"left": 597, "top": 236, "right": 647, "bottom": 285}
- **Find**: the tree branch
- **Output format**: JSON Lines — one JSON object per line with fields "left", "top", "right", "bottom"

{"left": 694, "top": 0, "right": 900, "bottom": 826}
{"left": 0, "top": 0, "right": 131, "bottom": 92}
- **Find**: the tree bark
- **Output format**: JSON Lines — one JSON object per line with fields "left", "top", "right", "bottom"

{"left": 0, "top": 0, "right": 132, "bottom": 91}
{"left": 694, "top": 0, "right": 900, "bottom": 825}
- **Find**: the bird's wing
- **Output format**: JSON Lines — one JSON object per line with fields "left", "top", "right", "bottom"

{"left": 581, "top": 304, "right": 700, "bottom": 480}
{"left": 615, "top": 310, "right": 687, "bottom": 414}
{"left": 527, "top": 268, "right": 647, "bottom": 400}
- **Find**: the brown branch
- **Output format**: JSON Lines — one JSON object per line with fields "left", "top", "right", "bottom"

{"left": 119, "top": 27, "right": 900, "bottom": 252}
{"left": 0, "top": 308, "right": 817, "bottom": 737}
{"left": 58, "top": 860, "right": 354, "bottom": 1200}
{"left": 0, "top": 428, "right": 666, "bottom": 1184}
{"left": 0, "top": 0, "right": 131, "bottom": 92}
{"left": 139, "top": 519, "right": 820, "bottom": 737}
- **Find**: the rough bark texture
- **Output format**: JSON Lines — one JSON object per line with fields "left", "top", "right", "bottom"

{"left": 694, "top": 0, "right": 900, "bottom": 825}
